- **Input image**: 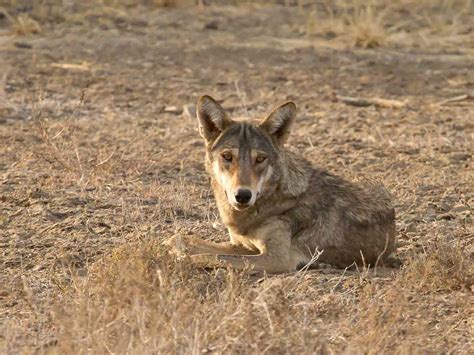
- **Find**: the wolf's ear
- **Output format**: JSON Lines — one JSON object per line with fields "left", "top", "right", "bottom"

{"left": 259, "top": 102, "right": 296, "bottom": 145}
{"left": 196, "top": 95, "right": 231, "bottom": 143}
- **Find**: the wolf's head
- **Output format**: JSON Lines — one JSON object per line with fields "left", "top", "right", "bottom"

{"left": 196, "top": 95, "right": 296, "bottom": 211}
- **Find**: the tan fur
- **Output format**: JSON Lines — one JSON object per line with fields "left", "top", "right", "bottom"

{"left": 169, "top": 95, "right": 397, "bottom": 274}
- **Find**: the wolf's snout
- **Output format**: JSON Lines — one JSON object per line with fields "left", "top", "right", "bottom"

{"left": 235, "top": 189, "right": 252, "bottom": 204}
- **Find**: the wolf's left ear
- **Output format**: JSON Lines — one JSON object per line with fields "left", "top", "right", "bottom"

{"left": 196, "top": 95, "right": 231, "bottom": 143}
{"left": 259, "top": 102, "right": 296, "bottom": 145}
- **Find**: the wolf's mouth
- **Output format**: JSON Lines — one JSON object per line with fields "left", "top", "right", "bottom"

{"left": 232, "top": 202, "right": 251, "bottom": 211}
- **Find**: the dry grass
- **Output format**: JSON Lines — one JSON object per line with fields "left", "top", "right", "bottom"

{"left": 306, "top": 0, "right": 474, "bottom": 49}
{"left": 4, "top": 240, "right": 470, "bottom": 353}
{"left": 306, "top": 1, "right": 392, "bottom": 48}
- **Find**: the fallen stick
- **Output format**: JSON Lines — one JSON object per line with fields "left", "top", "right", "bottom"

{"left": 436, "top": 94, "right": 469, "bottom": 106}
{"left": 162, "top": 106, "right": 182, "bottom": 114}
{"left": 336, "top": 95, "right": 406, "bottom": 108}
{"left": 51, "top": 62, "right": 90, "bottom": 71}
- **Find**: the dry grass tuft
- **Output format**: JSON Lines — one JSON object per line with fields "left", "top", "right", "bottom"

{"left": 11, "top": 13, "right": 41, "bottom": 35}
{"left": 402, "top": 240, "right": 473, "bottom": 292}
{"left": 306, "top": 1, "right": 394, "bottom": 48}
{"left": 344, "top": 4, "right": 389, "bottom": 48}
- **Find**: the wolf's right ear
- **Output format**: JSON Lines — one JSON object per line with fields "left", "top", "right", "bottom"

{"left": 196, "top": 96, "right": 231, "bottom": 143}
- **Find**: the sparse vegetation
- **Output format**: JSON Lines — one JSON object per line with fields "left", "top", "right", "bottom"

{"left": 4, "top": 240, "right": 471, "bottom": 353}
{"left": 1, "top": 1, "right": 473, "bottom": 353}
{"left": 306, "top": 0, "right": 474, "bottom": 48}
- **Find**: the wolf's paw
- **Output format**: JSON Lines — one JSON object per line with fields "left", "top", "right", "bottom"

{"left": 164, "top": 234, "right": 189, "bottom": 257}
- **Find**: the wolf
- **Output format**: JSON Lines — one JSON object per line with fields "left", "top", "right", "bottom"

{"left": 170, "top": 95, "right": 397, "bottom": 273}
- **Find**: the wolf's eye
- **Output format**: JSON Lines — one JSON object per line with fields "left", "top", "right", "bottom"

{"left": 221, "top": 152, "right": 233, "bottom": 162}
{"left": 256, "top": 155, "right": 267, "bottom": 163}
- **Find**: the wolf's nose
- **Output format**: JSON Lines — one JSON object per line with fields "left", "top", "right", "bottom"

{"left": 235, "top": 189, "right": 252, "bottom": 204}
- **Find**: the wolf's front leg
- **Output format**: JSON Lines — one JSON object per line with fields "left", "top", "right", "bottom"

{"left": 190, "top": 221, "right": 296, "bottom": 274}
{"left": 190, "top": 253, "right": 295, "bottom": 274}
{"left": 167, "top": 235, "right": 257, "bottom": 257}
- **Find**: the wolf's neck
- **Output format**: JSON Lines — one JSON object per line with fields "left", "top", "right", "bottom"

{"left": 276, "top": 150, "right": 309, "bottom": 197}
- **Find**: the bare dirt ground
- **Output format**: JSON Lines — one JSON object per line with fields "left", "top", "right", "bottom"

{"left": 0, "top": 1, "right": 473, "bottom": 353}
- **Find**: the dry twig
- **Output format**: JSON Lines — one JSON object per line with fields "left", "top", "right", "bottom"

{"left": 335, "top": 94, "right": 407, "bottom": 108}
{"left": 436, "top": 94, "right": 470, "bottom": 106}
